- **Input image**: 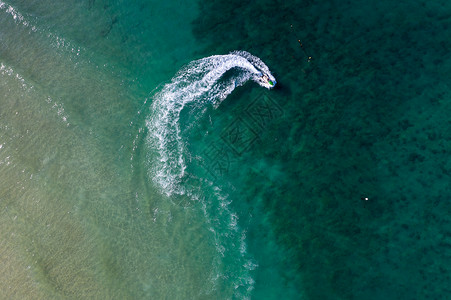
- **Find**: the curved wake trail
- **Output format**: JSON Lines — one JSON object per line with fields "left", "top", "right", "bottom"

{"left": 145, "top": 51, "right": 276, "bottom": 297}
{"left": 146, "top": 51, "right": 275, "bottom": 194}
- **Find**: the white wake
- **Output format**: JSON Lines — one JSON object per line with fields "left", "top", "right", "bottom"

{"left": 146, "top": 50, "right": 276, "bottom": 195}
{"left": 145, "top": 50, "right": 276, "bottom": 298}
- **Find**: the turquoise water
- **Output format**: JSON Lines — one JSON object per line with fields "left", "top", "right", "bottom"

{"left": 1, "top": 0, "right": 451, "bottom": 299}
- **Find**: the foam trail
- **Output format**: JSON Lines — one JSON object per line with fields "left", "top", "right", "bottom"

{"left": 145, "top": 51, "right": 275, "bottom": 297}
{"left": 0, "top": 1, "right": 83, "bottom": 55}
{"left": 0, "top": 1, "right": 32, "bottom": 29}
{"left": 146, "top": 51, "right": 275, "bottom": 195}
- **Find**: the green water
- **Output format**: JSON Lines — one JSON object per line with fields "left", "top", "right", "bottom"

{"left": 2, "top": 0, "right": 451, "bottom": 299}
{"left": 191, "top": 0, "right": 451, "bottom": 299}
{"left": 0, "top": 0, "right": 224, "bottom": 298}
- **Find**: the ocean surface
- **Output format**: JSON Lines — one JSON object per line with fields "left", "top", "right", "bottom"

{"left": 1, "top": 0, "right": 450, "bottom": 299}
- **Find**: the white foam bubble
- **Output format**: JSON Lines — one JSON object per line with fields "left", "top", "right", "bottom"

{"left": 0, "top": 1, "right": 83, "bottom": 56}
{"left": 0, "top": 62, "right": 70, "bottom": 126}
{"left": 0, "top": 1, "right": 36, "bottom": 32}
{"left": 1, "top": 62, "right": 32, "bottom": 90}
{"left": 46, "top": 97, "right": 70, "bottom": 126}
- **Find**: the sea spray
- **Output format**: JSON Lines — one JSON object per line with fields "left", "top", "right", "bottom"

{"left": 145, "top": 51, "right": 276, "bottom": 297}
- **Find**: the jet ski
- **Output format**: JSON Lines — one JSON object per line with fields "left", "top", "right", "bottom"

{"left": 257, "top": 72, "right": 276, "bottom": 89}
